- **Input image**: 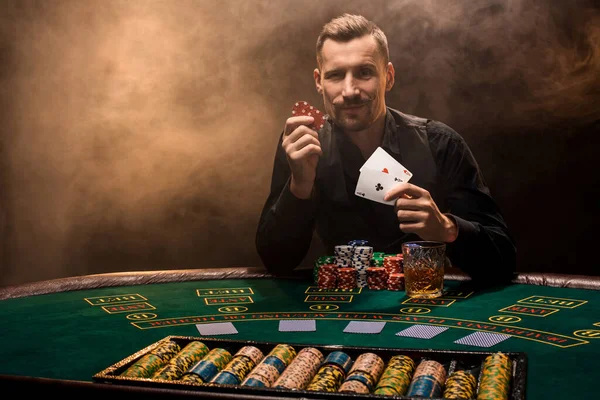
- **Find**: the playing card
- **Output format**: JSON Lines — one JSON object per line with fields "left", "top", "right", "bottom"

{"left": 395, "top": 325, "right": 448, "bottom": 339}
{"left": 343, "top": 321, "right": 386, "bottom": 334}
{"left": 196, "top": 322, "right": 238, "bottom": 336}
{"left": 360, "top": 147, "right": 413, "bottom": 183}
{"left": 279, "top": 319, "right": 316, "bottom": 332}
{"left": 454, "top": 331, "right": 511, "bottom": 348}
{"left": 355, "top": 167, "right": 400, "bottom": 206}
{"left": 292, "top": 101, "right": 327, "bottom": 131}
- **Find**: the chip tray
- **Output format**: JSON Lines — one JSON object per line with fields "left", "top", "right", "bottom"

{"left": 93, "top": 335, "right": 527, "bottom": 399}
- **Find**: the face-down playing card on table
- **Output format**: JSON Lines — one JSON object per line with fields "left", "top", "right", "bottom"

{"left": 278, "top": 319, "right": 317, "bottom": 332}
{"left": 454, "top": 331, "right": 512, "bottom": 348}
{"left": 396, "top": 324, "right": 449, "bottom": 339}
{"left": 196, "top": 322, "right": 239, "bottom": 336}
{"left": 343, "top": 321, "right": 387, "bottom": 334}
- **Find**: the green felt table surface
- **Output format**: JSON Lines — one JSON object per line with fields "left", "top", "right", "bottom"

{"left": 1, "top": 276, "right": 599, "bottom": 399}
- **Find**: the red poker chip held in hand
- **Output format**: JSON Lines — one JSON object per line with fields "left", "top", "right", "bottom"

{"left": 292, "top": 101, "right": 327, "bottom": 131}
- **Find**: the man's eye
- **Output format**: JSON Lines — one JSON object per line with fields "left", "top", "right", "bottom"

{"left": 360, "top": 69, "right": 373, "bottom": 77}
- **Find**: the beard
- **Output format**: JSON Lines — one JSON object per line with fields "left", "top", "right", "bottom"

{"left": 331, "top": 97, "right": 378, "bottom": 132}
{"left": 336, "top": 110, "right": 373, "bottom": 132}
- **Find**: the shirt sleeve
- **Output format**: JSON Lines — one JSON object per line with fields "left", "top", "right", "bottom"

{"left": 255, "top": 132, "right": 317, "bottom": 275}
{"left": 428, "top": 121, "right": 517, "bottom": 285}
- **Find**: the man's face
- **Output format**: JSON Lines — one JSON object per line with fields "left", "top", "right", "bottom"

{"left": 314, "top": 35, "right": 395, "bottom": 133}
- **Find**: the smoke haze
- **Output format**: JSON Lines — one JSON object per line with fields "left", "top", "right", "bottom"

{"left": 1, "top": 0, "right": 599, "bottom": 286}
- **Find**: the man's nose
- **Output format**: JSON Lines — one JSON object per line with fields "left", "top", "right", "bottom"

{"left": 342, "top": 75, "right": 360, "bottom": 98}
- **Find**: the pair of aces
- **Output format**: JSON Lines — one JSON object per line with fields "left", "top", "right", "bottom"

{"left": 356, "top": 147, "right": 413, "bottom": 206}
{"left": 291, "top": 101, "right": 413, "bottom": 206}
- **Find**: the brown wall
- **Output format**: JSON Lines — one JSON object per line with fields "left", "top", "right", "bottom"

{"left": 1, "top": 0, "right": 599, "bottom": 287}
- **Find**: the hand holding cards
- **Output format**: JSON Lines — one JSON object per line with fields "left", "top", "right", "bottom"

{"left": 355, "top": 147, "right": 413, "bottom": 206}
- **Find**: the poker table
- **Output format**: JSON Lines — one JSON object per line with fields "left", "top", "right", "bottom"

{"left": 1, "top": 267, "right": 599, "bottom": 399}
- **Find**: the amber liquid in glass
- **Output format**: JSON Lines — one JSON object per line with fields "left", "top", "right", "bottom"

{"left": 404, "top": 262, "right": 444, "bottom": 299}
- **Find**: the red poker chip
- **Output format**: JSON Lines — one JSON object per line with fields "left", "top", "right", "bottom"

{"left": 318, "top": 264, "right": 338, "bottom": 288}
{"left": 292, "top": 101, "right": 327, "bottom": 131}
{"left": 337, "top": 267, "right": 357, "bottom": 289}
{"left": 384, "top": 256, "right": 403, "bottom": 273}
{"left": 366, "top": 267, "right": 388, "bottom": 290}
{"left": 387, "top": 273, "right": 405, "bottom": 291}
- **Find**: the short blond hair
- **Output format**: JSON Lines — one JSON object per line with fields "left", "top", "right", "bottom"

{"left": 316, "top": 14, "right": 389, "bottom": 67}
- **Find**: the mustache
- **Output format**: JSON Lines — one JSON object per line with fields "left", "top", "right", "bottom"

{"left": 333, "top": 97, "right": 373, "bottom": 108}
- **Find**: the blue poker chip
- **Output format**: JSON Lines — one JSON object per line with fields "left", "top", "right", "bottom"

{"left": 346, "top": 371, "right": 375, "bottom": 391}
{"left": 262, "top": 355, "right": 287, "bottom": 374}
{"left": 407, "top": 375, "right": 443, "bottom": 398}
{"left": 348, "top": 240, "right": 369, "bottom": 247}
{"left": 324, "top": 351, "right": 353, "bottom": 375}
{"left": 188, "top": 360, "right": 219, "bottom": 382}
{"left": 242, "top": 377, "right": 267, "bottom": 387}
{"left": 211, "top": 370, "right": 241, "bottom": 385}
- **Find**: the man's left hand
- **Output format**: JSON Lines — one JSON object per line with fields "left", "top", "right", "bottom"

{"left": 384, "top": 182, "right": 458, "bottom": 243}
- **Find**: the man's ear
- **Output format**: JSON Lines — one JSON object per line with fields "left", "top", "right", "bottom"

{"left": 314, "top": 68, "right": 323, "bottom": 94}
{"left": 385, "top": 62, "right": 395, "bottom": 91}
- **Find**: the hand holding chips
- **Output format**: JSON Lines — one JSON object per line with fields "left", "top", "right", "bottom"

{"left": 282, "top": 101, "right": 327, "bottom": 198}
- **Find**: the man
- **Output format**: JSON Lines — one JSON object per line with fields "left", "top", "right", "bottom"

{"left": 256, "top": 14, "right": 516, "bottom": 285}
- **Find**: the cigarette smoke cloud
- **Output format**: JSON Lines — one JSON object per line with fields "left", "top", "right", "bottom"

{"left": 0, "top": 0, "right": 598, "bottom": 285}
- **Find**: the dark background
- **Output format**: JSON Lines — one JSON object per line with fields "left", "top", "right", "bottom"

{"left": 1, "top": 0, "right": 598, "bottom": 287}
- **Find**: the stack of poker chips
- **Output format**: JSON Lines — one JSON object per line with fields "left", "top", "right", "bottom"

{"left": 442, "top": 369, "right": 478, "bottom": 399}
{"left": 317, "top": 264, "right": 338, "bottom": 289}
{"left": 387, "top": 273, "right": 406, "bottom": 291}
{"left": 241, "top": 344, "right": 297, "bottom": 388}
{"left": 273, "top": 347, "right": 324, "bottom": 390}
{"left": 366, "top": 252, "right": 403, "bottom": 290}
{"left": 316, "top": 242, "right": 412, "bottom": 291}
{"left": 120, "top": 339, "right": 181, "bottom": 378}
{"left": 339, "top": 352, "right": 385, "bottom": 394}
{"left": 366, "top": 266, "right": 388, "bottom": 290}
{"left": 477, "top": 352, "right": 513, "bottom": 400}
{"left": 152, "top": 340, "right": 209, "bottom": 381}
{"left": 336, "top": 241, "right": 374, "bottom": 288}
{"left": 306, "top": 350, "right": 353, "bottom": 392}
{"left": 180, "top": 348, "right": 232, "bottom": 384}
{"left": 374, "top": 354, "right": 416, "bottom": 396}
{"left": 317, "top": 242, "right": 373, "bottom": 290}
{"left": 350, "top": 245, "right": 373, "bottom": 288}
{"left": 314, "top": 256, "right": 336, "bottom": 284}
{"left": 210, "top": 345, "right": 264, "bottom": 386}
{"left": 405, "top": 359, "right": 447, "bottom": 398}
{"left": 383, "top": 255, "right": 403, "bottom": 274}
{"left": 336, "top": 265, "right": 358, "bottom": 290}
{"left": 384, "top": 255, "right": 405, "bottom": 291}
{"left": 334, "top": 245, "right": 354, "bottom": 268}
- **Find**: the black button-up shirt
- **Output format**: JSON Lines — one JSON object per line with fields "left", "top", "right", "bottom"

{"left": 256, "top": 108, "right": 516, "bottom": 284}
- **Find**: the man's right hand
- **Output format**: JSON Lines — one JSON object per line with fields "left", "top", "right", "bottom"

{"left": 282, "top": 116, "right": 323, "bottom": 199}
